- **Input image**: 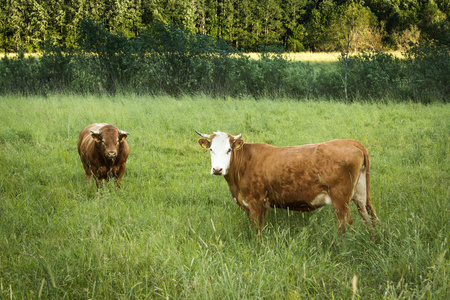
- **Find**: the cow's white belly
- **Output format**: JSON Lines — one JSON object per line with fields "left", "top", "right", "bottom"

{"left": 311, "top": 193, "right": 332, "bottom": 207}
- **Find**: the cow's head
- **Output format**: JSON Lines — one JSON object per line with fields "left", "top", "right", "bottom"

{"left": 196, "top": 131, "right": 244, "bottom": 176}
{"left": 91, "top": 125, "right": 130, "bottom": 160}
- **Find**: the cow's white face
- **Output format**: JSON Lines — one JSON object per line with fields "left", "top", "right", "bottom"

{"left": 197, "top": 131, "right": 244, "bottom": 176}
{"left": 209, "top": 132, "right": 234, "bottom": 175}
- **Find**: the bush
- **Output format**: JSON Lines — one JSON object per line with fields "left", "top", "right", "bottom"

{"left": 0, "top": 51, "right": 40, "bottom": 95}
{"left": 403, "top": 42, "right": 450, "bottom": 103}
{"left": 338, "top": 44, "right": 449, "bottom": 103}
{"left": 0, "top": 19, "right": 448, "bottom": 104}
{"left": 38, "top": 40, "right": 75, "bottom": 94}
{"left": 340, "top": 51, "right": 404, "bottom": 100}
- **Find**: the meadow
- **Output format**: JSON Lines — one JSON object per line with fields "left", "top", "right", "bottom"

{"left": 0, "top": 95, "right": 448, "bottom": 299}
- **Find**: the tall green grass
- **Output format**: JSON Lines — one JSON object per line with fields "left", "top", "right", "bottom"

{"left": 0, "top": 95, "right": 448, "bottom": 299}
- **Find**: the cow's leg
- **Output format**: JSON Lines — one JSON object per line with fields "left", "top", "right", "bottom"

{"left": 95, "top": 178, "right": 103, "bottom": 189}
{"left": 85, "top": 174, "right": 92, "bottom": 185}
{"left": 248, "top": 201, "right": 267, "bottom": 239}
{"left": 352, "top": 171, "right": 372, "bottom": 225}
{"left": 333, "top": 201, "right": 351, "bottom": 234}
{"left": 114, "top": 165, "right": 126, "bottom": 189}
{"left": 114, "top": 178, "right": 121, "bottom": 189}
{"left": 346, "top": 205, "right": 353, "bottom": 226}
{"left": 353, "top": 170, "right": 379, "bottom": 226}
{"left": 352, "top": 171, "right": 379, "bottom": 238}
{"left": 92, "top": 167, "right": 104, "bottom": 189}
{"left": 331, "top": 186, "right": 354, "bottom": 234}
{"left": 81, "top": 163, "right": 93, "bottom": 185}
{"left": 366, "top": 200, "right": 378, "bottom": 224}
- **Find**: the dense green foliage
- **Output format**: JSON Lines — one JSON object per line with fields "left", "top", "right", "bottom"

{"left": 1, "top": 0, "right": 449, "bottom": 52}
{"left": 0, "top": 19, "right": 448, "bottom": 103}
{"left": 0, "top": 95, "right": 448, "bottom": 299}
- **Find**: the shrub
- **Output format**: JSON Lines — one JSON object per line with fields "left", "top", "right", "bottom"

{"left": 340, "top": 51, "right": 404, "bottom": 101}
{"left": 338, "top": 43, "right": 449, "bottom": 103}
{"left": 0, "top": 19, "right": 448, "bottom": 104}
{"left": 403, "top": 42, "right": 450, "bottom": 103}
{"left": 0, "top": 51, "right": 40, "bottom": 95}
{"left": 38, "top": 40, "right": 75, "bottom": 94}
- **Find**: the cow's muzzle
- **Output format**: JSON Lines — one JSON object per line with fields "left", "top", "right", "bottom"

{"left": 106, "top": 151, "right": 117, "bottom": 159}
{"left": 212, "top": 167, "right": 223, "bottom": 176}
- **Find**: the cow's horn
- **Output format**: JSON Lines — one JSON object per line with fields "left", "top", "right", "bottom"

{"left": 195, "top": 130, "right": 213, "bottom": 139}
{"left": 234, "top": 133, "right": 242, "bottom": 139}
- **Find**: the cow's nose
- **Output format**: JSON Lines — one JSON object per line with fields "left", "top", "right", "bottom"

{"left": 212, "top": 167, "right": 223, "bottom": 175}
{"left": 107, "top": 151, "right": 117, "bottom": 158}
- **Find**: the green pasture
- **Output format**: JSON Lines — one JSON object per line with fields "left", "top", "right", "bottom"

{"left": 0, "top": 95, "right": 448, "bottom": 299}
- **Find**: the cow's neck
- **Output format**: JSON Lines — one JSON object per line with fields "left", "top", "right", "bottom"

{"left": 100, "top": 154, "right": 115, "bottom": 167}
{"left": 224, "top": 145, "right": 246, "bottom": 188}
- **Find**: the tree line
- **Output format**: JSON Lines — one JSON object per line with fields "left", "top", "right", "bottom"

{"left": 1, "top": 0, "right": 449, "bottom": 53}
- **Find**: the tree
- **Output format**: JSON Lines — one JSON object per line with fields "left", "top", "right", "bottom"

{"left": 256, "top": 0, "right": 284, "bottom": 45}
{"left": 62, "top": 0, "right": 86, "bottom": 47}
{"left": 44, "top": 0, "right": 66, "bottom": 45}
{"left": 304, "top": 0, "right": 337, "bottom": 51}
{"left": 328, "top": 2, "right": 384, "bottom": 52}
{"left": 436, "top": 0, "right": 450, "bottom": 15}
{"left": 141, "top": 0, "right": 164, "bottom": 24}
{"left": 195, "top": 0, "right": 208, "bottom": 34}
{"left": 282, "top": 0, "right": 308, "bottom": 51}
{"left": 221, "top": 0, "right": 237, "bottom": 45}
{"left": 234, "top": 0, "right": 256, "bottom": 50}
{"left": 419, "top": 0, "right": 448, "bottom": 43}
{"left": 1, "top": 0, "right": 447, "bottom": 53}
{"left": 107, "top": 0, "right": 144, "bottom": 36}
{"left": 202, "top": 0, "right": 221, "bottom": 37}
{"left": 1, "top": 0, "right": 41, "bottom": 51}
{"left": 329, "top": 2, "right": 384, "bottom": 101}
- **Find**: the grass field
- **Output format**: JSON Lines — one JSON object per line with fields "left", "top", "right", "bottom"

{"left": 0, "top": 95, "right": 448, "bottom": 299}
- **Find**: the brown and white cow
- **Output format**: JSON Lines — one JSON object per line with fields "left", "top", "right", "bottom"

{"left": 78, "top": 123, "right": 130, "bottom": 188}
{"left": 196, "top": 131, "right": 378, "bottom": 237}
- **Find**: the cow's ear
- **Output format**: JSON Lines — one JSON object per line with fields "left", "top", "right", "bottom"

{"left": 90, "top": 130, "right": 102, "bottom": 142}
{"left": 234, "top": 138, "right": 244, "bottom": 150}
{"left": 198, "top": 138, "right": 211, "bottom": 149}
{"left": 118, "top": 130, "right": 130, "bottom": 142}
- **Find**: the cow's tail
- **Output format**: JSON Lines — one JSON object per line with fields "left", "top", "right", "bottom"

{"left": 361, "top": 144, "right": 378, "bottom": 224}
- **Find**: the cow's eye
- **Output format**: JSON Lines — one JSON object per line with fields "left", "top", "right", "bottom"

{"left": 227, "top": 148, "right": 232, "bottom": 154}
{"left": 102, "top": 139, "right": 106, "bottom": 144}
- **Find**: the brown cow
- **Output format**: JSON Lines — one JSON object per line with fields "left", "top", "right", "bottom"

{"left": 196, "top": 131, "right": 378, "bottom": 237}
{"left": 78, "top": 123, "right": 130, "bottom": 188}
